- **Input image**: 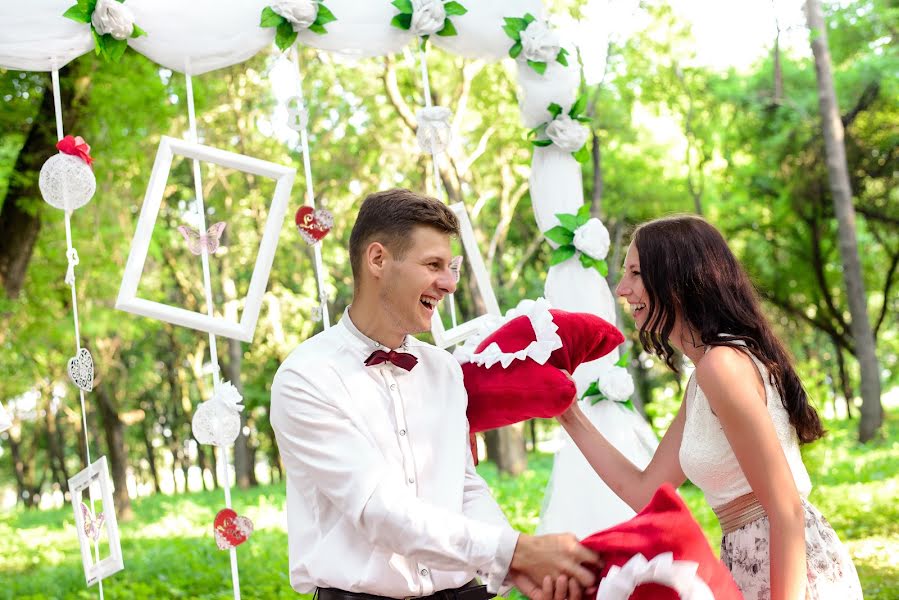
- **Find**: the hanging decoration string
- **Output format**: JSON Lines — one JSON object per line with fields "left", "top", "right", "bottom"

{"left": 52, "top": 67, "right": 105, "bottom": 600}
{"left": 290, "top": 46, "right": 331, "bottom": 329}
{"left": 184, "top": 71, "right": 242, "bottom": 600}
{"left": 417, "top": 44, "right": 443, "bottom": 198}
{"left": 415, "top": 44, "right": 459, "bottom": 330}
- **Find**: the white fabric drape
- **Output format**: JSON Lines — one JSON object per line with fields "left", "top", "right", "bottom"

{"left": 0, "top": 0, "right": 92, "bottom": 71}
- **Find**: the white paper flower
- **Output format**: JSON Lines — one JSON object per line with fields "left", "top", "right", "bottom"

{"left": 416, "top": 106, "right": 452, "bottom": 155}
{"left": 410, "top": 0, "right": 446, "bottom": 37}
{"left": 572, "top": 217, "right": 611, "bottom": 260}
{"left": 520, "top": 20, "right": 561, "bottom": 63}
{"left": 91, "top": 0, "right": 135, "bottom": 40}
{"left": 597, "top": 366, "right": 634, "bottom": 402}
{"left": 271, "top": 0, "right": 319, "bottom": 32}
{"left": 546, "top": 114, "right": 589, "bottom": 154}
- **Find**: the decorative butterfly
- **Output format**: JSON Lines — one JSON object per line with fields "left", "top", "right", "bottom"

{"left": 81, "top": 502, "right": 105, "bottom": 542}
{"left": 449, "top": 255, "right": 464, "bottom": 283}
{"left": 177, "top": 222, "right": 226, "bottom": 255}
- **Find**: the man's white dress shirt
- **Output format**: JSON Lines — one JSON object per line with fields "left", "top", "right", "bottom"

{"left": 270, "top": 310, "right": 518, "bottom": 597}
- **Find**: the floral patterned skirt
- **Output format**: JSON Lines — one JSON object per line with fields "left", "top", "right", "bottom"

{"left": 720, "top": 498, "right": 863, "bottom": 599}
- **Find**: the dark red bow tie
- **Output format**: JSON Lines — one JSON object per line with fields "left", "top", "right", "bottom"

{"left": 364, "top": 349, "right": 419, "bottom": 372}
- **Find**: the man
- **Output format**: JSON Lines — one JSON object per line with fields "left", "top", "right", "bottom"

{"left": 271, "top": 189, "right": 598, "bottom": 600}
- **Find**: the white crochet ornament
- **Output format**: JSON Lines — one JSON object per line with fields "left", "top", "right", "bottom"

{"left": 39, "top": 153, "right": 96, "bottom": 211}
{"left": 416, "top": 106, "right": 452, "bottom": 155}
{"left": 192, "top": 381, "right": 244, "bottom": 447}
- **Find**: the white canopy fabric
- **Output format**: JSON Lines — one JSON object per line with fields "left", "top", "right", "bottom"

{"left": 0, "top": 0, "right": 92, "bottom": 72}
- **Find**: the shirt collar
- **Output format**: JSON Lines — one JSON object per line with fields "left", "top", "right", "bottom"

{"left": 340, "top": 306, "right": 413, "bottom": 352}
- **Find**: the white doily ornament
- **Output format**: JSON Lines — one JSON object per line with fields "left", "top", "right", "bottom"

{"left": 192, "top": 380, "right": 244, "bottom": 447}
{"left": 416, "top": 106, "right": 452, "bottom": 155}
{"left": 596, "top": 552, "right": 714, "bottom": 600}
{"left": 38, "top": 136, "right": 96, "bottom": 212}
{"left": 454, "top": 298, "right": 563, "bottom": 368}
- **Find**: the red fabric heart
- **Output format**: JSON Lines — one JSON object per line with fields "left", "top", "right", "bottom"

{"left": 582, "top": 484, "right": 742, "bottom": 599}
{"left": 295, "top": 206, "right": 333, "bottom": 245}
{"left": 213, "top": 508, "right": 254, "bottom": 550}
{"left": 462, "top": 309, "right": 624, "bottom": 433}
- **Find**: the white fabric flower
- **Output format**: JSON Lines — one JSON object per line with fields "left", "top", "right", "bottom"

{"left": 572, "top": 217, "right": 611, "bottom": 260}
{"left": 597, "top": 552, "right": 714, "bottom": 600}
{"left": 545, "top": 114, "right": 589, "bottom": 153}
{"left": 91, "top": 0, "right": 135, "bottom": 40}
{"left": 271, "top": 0, "right": 319, "bottom": 32}
{"left": 214, "top": 381, "right": 245, "bottom": 412}
{"left": 520, "top": 20, "right": 561, "bottom": 63}
{"left": 597, "top": 366, "right": 634, "bottom": 402}
{"left": 410, "top": 0, "right": 446, "bottom": 37}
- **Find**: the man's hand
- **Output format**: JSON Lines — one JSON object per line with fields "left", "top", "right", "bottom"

{"left": 510, "top": 533, "right": 600, "bottom": 592}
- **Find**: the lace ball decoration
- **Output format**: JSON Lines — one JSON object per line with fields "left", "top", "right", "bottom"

{"left": 39, "top": 153, "right": 96, "bottom": 211}
{"left": 192, "top": 382, "right": 243, "bottom": 447}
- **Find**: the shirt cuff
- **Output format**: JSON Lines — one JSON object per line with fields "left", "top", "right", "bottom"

{"left": 478, "top": 527, "right": 519, "bottom": 595}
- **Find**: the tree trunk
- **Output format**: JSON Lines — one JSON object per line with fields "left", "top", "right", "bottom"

{"left": 805, "top": 0, "right": 883, "bottom": 441}
{"left": 483, "top": 425, "right": 527, "bottom": 475}
{"left": 830, "top": 334, "right": 854, "bottom": 418}
{"left": 223, "top": 338, "right": 254, "bottom": 489}
{"left": 45, "top": 403, "right": 71, "bottom": 494}
{"left": 141, "top": 419, "right": 162, "bottom": 494}
{"left": 94, "top": 385, "right": 133, "bottom": 520}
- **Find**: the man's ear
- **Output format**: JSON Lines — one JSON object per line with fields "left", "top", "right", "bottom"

{"left": 365, "top": 241, "right": 389, "bottom": 280}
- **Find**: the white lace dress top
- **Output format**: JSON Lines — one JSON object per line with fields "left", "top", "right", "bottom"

{"left": 678, "top": 347, "right": 812, "bottom": 508}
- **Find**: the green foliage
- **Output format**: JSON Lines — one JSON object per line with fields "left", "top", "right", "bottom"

{"left": 2, "top": 409, "right": 896, "bottom": 597}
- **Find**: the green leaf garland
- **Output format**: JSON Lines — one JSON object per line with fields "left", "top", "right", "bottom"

{"left": 63, "top": 0, "right": 146, "bottom": 62}
{"left": 260, "top": 2, "right": 338, "bottom": 51}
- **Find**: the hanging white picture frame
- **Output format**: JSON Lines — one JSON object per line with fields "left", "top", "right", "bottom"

{"left": 116, "top": 136, "right": 296, "bottom": 342}
{"left": 431, "top": 202, "right": 501, "bottom": 348}
{"left": 68, "top": 456, "right": 124, "bottom": 587}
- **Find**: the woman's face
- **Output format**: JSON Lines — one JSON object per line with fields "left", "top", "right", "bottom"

{"left": 616, "top": 243, "right": 649, "bottom": 328}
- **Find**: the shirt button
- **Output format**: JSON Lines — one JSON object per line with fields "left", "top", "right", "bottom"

{"left": 399, "top": 429, "right": 406, "bottom": 436}
{"left": 420, "top": 568, "right": 429, "bottom": 577}
{"left": 408, "top": 477, "right": 415, "bottom": 484}
{"left": 389, "top": 383, "right": 397, "bottom": 390}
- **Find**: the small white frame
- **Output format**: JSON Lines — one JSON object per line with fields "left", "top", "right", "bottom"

{"left": 68, "top": 456, "right": 124, "bottom": 587}
{"left": 431, "top": 202, "right": 501, "bottom": 347}
{"left": 116, "top": 136, "right": 296, "bottom": 342}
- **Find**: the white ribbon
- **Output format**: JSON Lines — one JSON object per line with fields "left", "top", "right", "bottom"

{"left": 65, "top": 247, "right": 80, "bottom": 286}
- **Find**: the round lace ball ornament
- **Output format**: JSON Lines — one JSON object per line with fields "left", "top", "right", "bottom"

{"left": 192, "top": 397, "right": 241, "bottom": 447}
{"left": 39, "top": 153, "right": 96, "bottom": 211}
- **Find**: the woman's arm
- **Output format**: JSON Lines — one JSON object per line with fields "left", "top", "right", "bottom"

{"left": 557, "top": 396, "right": 688, "bottom": 512}
{"left": 698, "top": 346, "right": 807, "bottom": 600}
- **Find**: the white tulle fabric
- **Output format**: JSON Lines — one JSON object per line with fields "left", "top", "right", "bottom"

{"left": 597, "top": 552, "right": 714, "bottom": 600}
{"left": 39, "top": 153, "right": 96, "bottom": 211}
{"left": 0, "top": 0, "right": 92, "bottom": 71}
{"left": 538, "top": 400, "right": 658, "bottom": 537}
{"left": 126, "top": 0, "right": 274, "bottom": 75}
{"left": 0, "top": 0, "right": 548, "bottom": 72}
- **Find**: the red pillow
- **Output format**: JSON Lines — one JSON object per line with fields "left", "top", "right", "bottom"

{"left": 583, "top": 484, "right": 743, "bottom": 600}
{"left": 461, "top": 309, "right": 624, "bottom": 433}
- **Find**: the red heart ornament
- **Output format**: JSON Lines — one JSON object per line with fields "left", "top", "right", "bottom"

{"left": 213, "top": 508, "right": 254, "bottom": 550}
{"left": 295, "top": 206, "right": 333, "bottom": 245}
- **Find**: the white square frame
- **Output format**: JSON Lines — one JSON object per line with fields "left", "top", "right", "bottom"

{"left": 68, "top": 456, "right": 124, "bottom": 586}
{"left": 431, "top": 202, "right": 501, "bottom": 347}
{"left": 116, "top": 136, "right": 296, "bottom": 342}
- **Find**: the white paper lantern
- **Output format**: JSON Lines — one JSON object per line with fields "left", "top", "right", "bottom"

{"left": 39, "top": 153, "right": 96, "bottom": 211}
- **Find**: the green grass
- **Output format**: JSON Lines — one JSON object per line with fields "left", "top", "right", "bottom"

{"left": 2, "top": 409, "right": 896, "bottom": 599}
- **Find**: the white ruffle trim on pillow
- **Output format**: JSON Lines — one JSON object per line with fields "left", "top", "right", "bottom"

{"left": 454, "top": 298, "right": 563, "bottom": 369}
{"left": 596, "top": 552, "right": 714, "bottom": 600}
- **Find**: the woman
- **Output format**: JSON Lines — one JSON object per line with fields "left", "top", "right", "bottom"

{"left": 557, "top": 216, "right": 862, "bottom": 599}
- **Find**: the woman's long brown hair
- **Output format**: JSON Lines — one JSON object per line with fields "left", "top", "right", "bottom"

{"left": 633, "top": 215, "right": 824, "bottom": 443}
